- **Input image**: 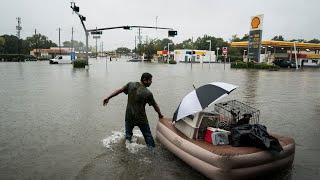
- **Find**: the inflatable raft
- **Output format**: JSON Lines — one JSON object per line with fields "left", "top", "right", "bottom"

{"left": 156, "top": 118, "right": 295, "bottom": 180}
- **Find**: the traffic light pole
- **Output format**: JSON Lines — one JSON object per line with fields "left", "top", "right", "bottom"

{"left": 78, "top": 16, "right": 89, "bottom": 65}
{"left": 71, "top": 3, "right": 176, "bottom": 66}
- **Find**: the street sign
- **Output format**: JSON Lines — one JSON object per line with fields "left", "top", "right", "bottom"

{"left": 93, "top": 36, "right": 100, "bottom": 39}
{"left": 91, "top": 31, "right": 102, "bottom": 35}
{"left": 248, "top": 14, "right": 264, "bottom": 62}
{"left": 70, "top": 52, "right": 76, "bottom": 61}
{"left": 222, "top": 47, "right": 228, "bottom": 56}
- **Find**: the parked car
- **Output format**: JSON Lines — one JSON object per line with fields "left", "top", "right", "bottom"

{"left": 272, "top": 60, "right": 293, "bottom": 68}
{"left": 25, "top": 55, "right": 37, "bottom": 61}
{"left": 49, "top": 55, "right": 75, "bottom": 64}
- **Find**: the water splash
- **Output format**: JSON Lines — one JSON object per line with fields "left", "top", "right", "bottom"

{"left": 101, "top": 130, "right": 124, "bottom": 148}
{"left": 101, "top": 129, "right": 147, "bottom": 153}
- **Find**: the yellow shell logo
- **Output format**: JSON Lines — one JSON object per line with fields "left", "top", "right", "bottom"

{"left": 251, "top": 17, "right": 260, "bottom": 29}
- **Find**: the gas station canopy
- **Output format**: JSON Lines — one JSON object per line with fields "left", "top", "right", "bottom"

{"left": 231, "top": 40, "right": 320, "bottom": 49}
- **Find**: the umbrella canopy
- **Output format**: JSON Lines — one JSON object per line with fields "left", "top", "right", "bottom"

{"left": 173, "top": 82, "right": 238, "bottom": 122}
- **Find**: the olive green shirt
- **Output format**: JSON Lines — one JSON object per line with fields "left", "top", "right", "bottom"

{"left": 123, "top": 82, "right": 157, "bottom": 125}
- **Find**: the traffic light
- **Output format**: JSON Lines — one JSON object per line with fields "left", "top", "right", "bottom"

{"left": 168, "top": 30, "right": 177, "bottom": 37}
{"left": 80, "top": 15, "right": 86, "bottom": 21}
{"left": 123, "top": 26, "right": 131, "bottom": 30}
{"left": 74, "top": 5, "right": 79, "bottom": 12}
{"left": 71, "top": 4, "right": 80, "bottom": 13}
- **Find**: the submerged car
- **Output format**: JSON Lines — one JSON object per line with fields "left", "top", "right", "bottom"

{"left": 272, "top": 60, "right": 293, "bottom": 68}
{"left": 49, "top": 55, "right": 75, "bottom": 64}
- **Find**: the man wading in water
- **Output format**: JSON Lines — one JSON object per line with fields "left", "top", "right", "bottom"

{"left": 103, "top": 72, "right": 163, "bottom": 148}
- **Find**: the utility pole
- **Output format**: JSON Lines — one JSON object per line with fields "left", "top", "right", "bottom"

{"left": 16, "top": 17, "right": 22, "bottom": 39}
{"left": 191, "top": 36, "right": 193, "bottom": 69}
{"left": 138, "top": 28, "right": 141, "bottom": 57}
{"left": 35, "top": 29, "right": 37, "bottom": 57}
{"left": 156, "top": 16, "right": 158, "bottom": 30}
{"left": 16, "top": 17, "right": 22, "bottom": 55}
{"left": 71, "top": 27, "right": 74, "bottom": 52}
{"left": 96, "top": 27, "right": 98, "bottom": 58}
{"left": 101, "top": 41, "right": 103, "bottom": 56}
{"left": 58, "top": 28, "right": 61, "bottom": 55}
{"left": 134, "top": 36, "right": 137, "bottom": 57}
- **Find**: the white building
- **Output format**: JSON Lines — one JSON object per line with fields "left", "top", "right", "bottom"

{"left": 174, "top": 50, "right": 216, "bottom": 63}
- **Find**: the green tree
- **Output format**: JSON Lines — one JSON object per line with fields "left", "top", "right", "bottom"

{"left": 0, "top": 36, "right": 5, "bottom": 54}
{"left": 175, "top": 38, "right": 194, "bottom": 49}
{"left": 308, "top": 38, "right": 320, "bottom": 43}
{"left": 272, "top": 35, "right": 285, "bottom": 41}
{"left": 156, "top": 38, "right": 173, "bottom": 51}
{"left": 23, "top": 33, "right": 57, "bottom": 54}
{"left": 143, "top": 38, "right": 158, "bottom": 60}
{"left": 115, "top": 47, "right": 131, "bottom": 56}
{"left": 63, "top": 41, "right": 71, "bottom": 47}
{"left": 62, "top": 40, "right": 85, "bottom": 51}
{"left": 2, "top": 35, "right": 21, "bottom": 54}
{"left": 0, "top": 36, "right": 5, "bottom": 46}
{"left": 289, "top": 39, "right": 307, "bottom": 43}
{"left": 240, "top": 34, "right": 249, "bottom": 41}
{"left": 229, "top": 34, "right": 241, "bottom": 42}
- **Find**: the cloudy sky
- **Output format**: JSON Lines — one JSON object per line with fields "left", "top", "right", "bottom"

{"left": 1, "top": 0, "right": 319, "bottom": 50}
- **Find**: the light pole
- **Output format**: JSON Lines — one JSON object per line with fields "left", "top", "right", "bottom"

{"left": 168, "top": 42, "right": 173, "bottom": 62}
{"left": 294, "top": 41, "right": 298, "bottom": 69}
{"left": 163, "top": 46, "right": 167, "bottom": 63}
{"left": 206, "top": 40, "right": 211, "bottom": 68}
{"left": 216, "top": 47, "right": 220, "bottom": 62}
{"left": 262, "top": 47, "right": 267, "bottom": 62}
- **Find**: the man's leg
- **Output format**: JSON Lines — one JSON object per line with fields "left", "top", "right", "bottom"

{"left": 125, "top": 121, "right": 134, "bottom": 142}
{"left": 138, "top": 123, "right": 155, "bottom": 148}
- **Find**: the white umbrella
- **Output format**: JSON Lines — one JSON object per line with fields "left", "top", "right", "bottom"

{"left": 173, "top": 82, "right": 238, "bottom": 121}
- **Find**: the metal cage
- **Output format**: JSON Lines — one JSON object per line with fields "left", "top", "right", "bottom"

{"left": 214, "top": 100, "right": 260, "bottom": 131}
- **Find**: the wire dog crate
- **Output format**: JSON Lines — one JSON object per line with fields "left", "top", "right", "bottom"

{"left": 214, "top": 100, "right": 260, "bottom": 131}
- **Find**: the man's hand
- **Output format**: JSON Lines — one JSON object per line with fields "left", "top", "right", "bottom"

{"left": 158, "top": 113, "right": 164, "bottom": 119}
{"left": 103, "top": 98, "right": 109, "bottom": 106}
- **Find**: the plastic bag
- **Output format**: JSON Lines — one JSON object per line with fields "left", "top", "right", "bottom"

{"left": 230, "top": 124, "right": 283, "bottom": 152}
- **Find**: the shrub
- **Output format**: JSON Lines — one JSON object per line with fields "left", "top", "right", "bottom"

{"left": 37, "top": 57, "right": 49, "bottom": 61}
{"left": 231, "top": 61, "right": 280, "bottom": 71}
{"left": 169, "top": 60, "right": 177, "bottom": 64}
{"left": 73, "top": 60, "right": 87, "bottom": 68}
{"left": 231, "top": 61, "right": 247, "bottom": 68}
{"left": 247, "top": 61, "right": 255, "bottom": 68}
{"left": 254, "top": 62, "right": 279, "bottom": 70}
{"left": 0, "top": 54, "right": 25, "bottom": 62}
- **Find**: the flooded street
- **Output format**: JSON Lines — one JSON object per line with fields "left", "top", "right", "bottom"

{"left": 0, "top": 58, "right": 319, "bottom": 179}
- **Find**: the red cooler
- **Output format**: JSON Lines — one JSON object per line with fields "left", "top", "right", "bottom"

{"left": 204, "top": 127, "right": 216, "bottom": 143}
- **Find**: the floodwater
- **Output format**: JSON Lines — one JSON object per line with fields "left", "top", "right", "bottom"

{"left": 0, "top": 58, "right": 319, "bottom": 180}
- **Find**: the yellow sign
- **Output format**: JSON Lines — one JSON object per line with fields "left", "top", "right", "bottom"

{"left": 195, "top": 51, "right": 206, "bottom": 55}
{"left": 250, "top": 14, "right": 264, "bottom": 30}
{"left": 306, "top": 54, "right": 320, "bottom": 59}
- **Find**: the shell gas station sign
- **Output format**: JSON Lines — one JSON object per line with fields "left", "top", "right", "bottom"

{"left": 248, "top": 14, "right": 264, "bottom": 62}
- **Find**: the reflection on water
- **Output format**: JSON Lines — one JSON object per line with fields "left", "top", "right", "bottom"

{"left": 0, "top": 59, "right": 319, "bottom": 179}
{"left": 242, "top": 70, "right": 259, "bottom": 105}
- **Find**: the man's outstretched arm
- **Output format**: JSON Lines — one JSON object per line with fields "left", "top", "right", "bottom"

{"left": 152, "top": 103, "right": 164, "bottom": 119}
{"left": 103, "top": 87, "right": 125, "bottom": 106}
